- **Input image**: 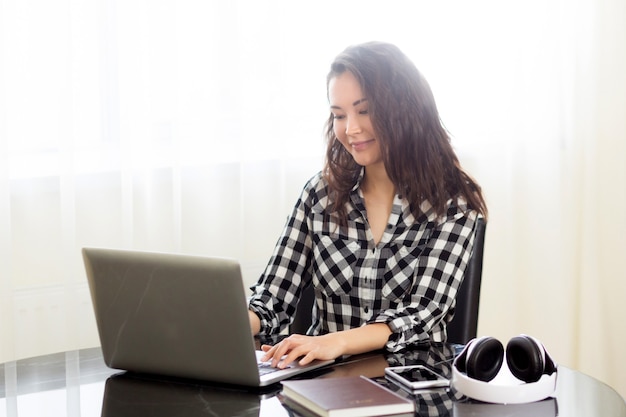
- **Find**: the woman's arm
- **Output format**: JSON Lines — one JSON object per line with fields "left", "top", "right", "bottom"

{"left": 375, "top": 209, "right": 479, "bottom": 351}
{"left": 249, "top": 310, "right": 261, "bottom": 335}
{"left": 260, "top": 322, "right": 392, "bottom": 368}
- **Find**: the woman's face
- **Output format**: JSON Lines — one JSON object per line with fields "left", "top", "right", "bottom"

{"left": 328, "top": 71, "right": 383, "bottom": 168}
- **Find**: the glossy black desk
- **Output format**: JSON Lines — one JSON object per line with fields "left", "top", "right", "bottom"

{"left": 1, "top": 343, "right": 624, "bottom": 417}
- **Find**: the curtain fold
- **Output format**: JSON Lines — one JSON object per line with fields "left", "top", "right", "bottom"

{"left": 1, "top": 0, "right": 624, "bottom": 398}
{"left": 572, "top": 0, "right": 626, "bottom": 395}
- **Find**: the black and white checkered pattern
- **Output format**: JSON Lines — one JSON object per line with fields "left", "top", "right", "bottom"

{"left": 249, "top": 171, "right": 479, "bottom": 352}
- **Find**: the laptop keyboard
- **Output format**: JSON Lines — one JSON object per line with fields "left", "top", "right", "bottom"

{"left": 258, "top": 361, "right": 293, "bottom": 375}
{"left": 258, "top": 364, "right": 279, "bottom": 376}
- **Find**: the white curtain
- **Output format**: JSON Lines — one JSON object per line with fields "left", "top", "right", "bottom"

{"left": 1, "top": 0, "right": 624, "bottom": 399}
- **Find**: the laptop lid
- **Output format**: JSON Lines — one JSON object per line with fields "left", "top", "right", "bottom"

{"left": 82, "top": 248, "right": 332, "bottom": 387}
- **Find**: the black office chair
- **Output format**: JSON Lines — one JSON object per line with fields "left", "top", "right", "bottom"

{"left": 291, "top": 282, "right": 315, "bottom": 336}
{"left": 290, "top": 218, "right": 486, "bottom": 345}
{"left": 446, "top": 217, "right": 486, "bottom": 344}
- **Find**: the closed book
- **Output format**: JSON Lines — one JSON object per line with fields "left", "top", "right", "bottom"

{"left": 281, "top": 375, "right": 415, "bottom": 417}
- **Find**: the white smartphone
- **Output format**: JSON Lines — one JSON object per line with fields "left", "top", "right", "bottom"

{"left": 385, "top": 365, "right": 450, "bottom": 391}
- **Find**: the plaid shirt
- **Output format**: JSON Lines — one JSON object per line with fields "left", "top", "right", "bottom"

{"left": 249, "top": 171, "right": 479, "bottom": 352}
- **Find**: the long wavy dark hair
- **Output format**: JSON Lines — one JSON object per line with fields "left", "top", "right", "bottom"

{"left": 323, "top": 41, "right": 487, "bottom": 223}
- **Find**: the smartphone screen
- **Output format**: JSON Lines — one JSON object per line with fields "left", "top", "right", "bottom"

{"left": 395, "top": 366, "right": 442, "bottom": 381}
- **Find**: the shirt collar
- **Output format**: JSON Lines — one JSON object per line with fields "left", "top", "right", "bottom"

{"left": 350, "top": 168, "right": 365, "bottom": 193}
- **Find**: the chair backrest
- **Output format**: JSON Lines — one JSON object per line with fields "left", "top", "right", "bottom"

{"left": 290, "top": 218, "right": 486, "bottom": 345}
{"left": 446, "top": 217, "right": 486, "bottom": 344}
{"left": 290, "top": 281, "right": 315, "bottom": 336}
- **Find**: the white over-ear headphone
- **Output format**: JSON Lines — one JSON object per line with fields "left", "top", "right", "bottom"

{"left": 452, "top": 334, "right": 558, "bottom": 404}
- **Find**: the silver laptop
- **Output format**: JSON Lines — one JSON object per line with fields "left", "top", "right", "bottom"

{"left": 82, "top": 248, "right": 333, "bottom": 387}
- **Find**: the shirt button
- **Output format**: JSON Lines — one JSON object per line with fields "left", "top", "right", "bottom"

{"left": 364, "top": 306, "right": 369, "bottom": 313}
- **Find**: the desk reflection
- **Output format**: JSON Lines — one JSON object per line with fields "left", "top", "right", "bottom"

{"left": 102, "top": 372, "right": 285, "bottom": 417}
{"left": 453, "top": 398, "right": 558, "bottom": 417}
{"left": 3, "top": 343, "right": 619, "bottom": 417}
{"left": 99, "top": 344, "right": 478, "bottom": 417}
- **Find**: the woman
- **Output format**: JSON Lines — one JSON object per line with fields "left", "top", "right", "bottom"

{"left": 248, "top": 41, "right": 487, "bottom": 369}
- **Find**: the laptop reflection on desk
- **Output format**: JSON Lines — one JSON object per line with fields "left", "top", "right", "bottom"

{"left": 101, "top": 373, "right": 283, "bottom": 417}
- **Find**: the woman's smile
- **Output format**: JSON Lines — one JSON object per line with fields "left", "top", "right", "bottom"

{"left": 349, "top": 138, "right": 376, "bottom": 151}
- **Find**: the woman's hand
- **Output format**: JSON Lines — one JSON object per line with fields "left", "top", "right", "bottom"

{"left": 260, "top": 333, "right": 346, "bottom": 368}
{"left": 260, "top": 323, "right": 392, "bottom": 368}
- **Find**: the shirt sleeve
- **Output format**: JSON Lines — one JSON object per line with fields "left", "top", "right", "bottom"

{"left": 248, "top": 178, "right": 316, "bottom": 335}
{"left": 372, "top": 207, "right": 479, "bottom": 352}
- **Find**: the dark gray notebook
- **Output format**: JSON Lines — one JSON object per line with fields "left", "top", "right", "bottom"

{"left": 83, "top": 248, "right": 333, "bottom": 387}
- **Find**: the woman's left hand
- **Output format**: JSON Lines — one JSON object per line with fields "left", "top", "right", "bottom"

{"left": 259, "top": 323, "right": 392, "bottom": 368}
{"left": 260, "top": 333, "right": 346, "bottom": 369}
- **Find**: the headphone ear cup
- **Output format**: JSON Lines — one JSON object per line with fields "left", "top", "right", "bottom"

{"left": 506, "top": 335, "right": 544, "bottom": 383}
{"left": 465, "top": 337, "right": 505, "bottom": 382}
